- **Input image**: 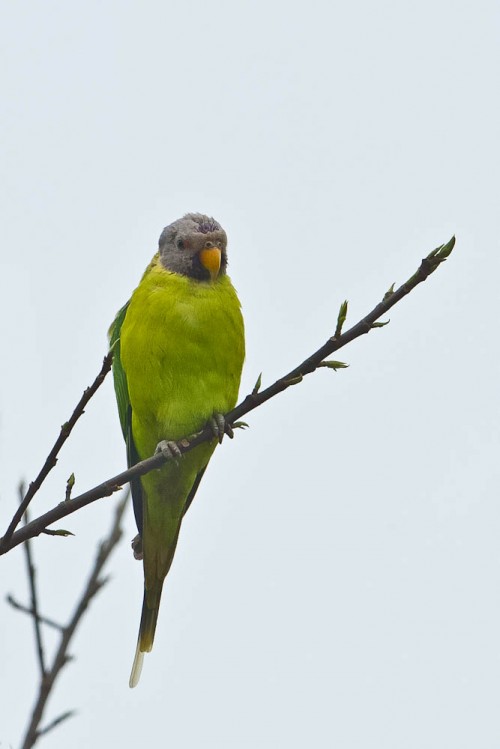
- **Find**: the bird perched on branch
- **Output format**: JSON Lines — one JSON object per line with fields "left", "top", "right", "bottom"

{"left": 109, "top": 213, "right": 245, "bottom": 687}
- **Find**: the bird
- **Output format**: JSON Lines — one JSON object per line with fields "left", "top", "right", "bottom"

{"left": 109, "top": 213, "right": 245, "bottom": 687}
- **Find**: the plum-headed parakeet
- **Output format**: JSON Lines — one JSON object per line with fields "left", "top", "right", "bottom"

{"left": 109, "top": 213, "right": 245, "bottom": 687}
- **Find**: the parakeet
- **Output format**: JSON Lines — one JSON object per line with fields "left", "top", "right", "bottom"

{"left": 109, "top": 213, "right": 245, "bottom": 687}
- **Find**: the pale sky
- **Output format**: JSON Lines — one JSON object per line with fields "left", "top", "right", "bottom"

{"left": 2, "top": 1, "right": 500, "bottom": 747}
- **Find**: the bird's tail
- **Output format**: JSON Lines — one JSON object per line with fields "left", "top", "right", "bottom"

{"left": 129, "top": 521, "right": 181, "bottom": 688}
{"left": 129, "top": 582, "right": 163, "bottom": 688}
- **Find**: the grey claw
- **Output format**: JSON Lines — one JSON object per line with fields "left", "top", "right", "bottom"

{"left": 155, "top": 439, "right": 182, "bottom": 460}
{"left": 212, "top": 413, "right": 225, "bottom": 444}
{"left": 131, "top": 534, "right": 143, "bottom": 560}
{"left": 209, "top": 413, "right": 234, "bottom": 443}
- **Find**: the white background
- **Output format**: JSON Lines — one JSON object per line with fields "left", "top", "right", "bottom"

{"left": 1, "top": 1, "right": 499, "bottom": 747}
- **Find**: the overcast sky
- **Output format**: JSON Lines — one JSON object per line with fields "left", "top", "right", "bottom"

{"left": 2, "top": 1, "right": 500, "bottom": 747}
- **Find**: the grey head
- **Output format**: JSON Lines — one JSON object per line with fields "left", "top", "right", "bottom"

{"left": 158, "top": 213, "right": 228, "bottom": 282}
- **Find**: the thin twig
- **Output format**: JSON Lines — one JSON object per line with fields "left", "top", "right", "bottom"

{"left": 19, "top": 492, "right": 128, "bottom": 749}
{"left": 0, "top": 352, "right": 113, "bottom": 554}
{"left": 0, "top": 237, "right": 455, "bottom": 555}
{"left": 5, "top": 595, "right": 65, "bottom": 632}
{"left": 22, "top": 491, "right": 46, "bottom": 678}
{"left": 37, "top": 710, "right": 77, "bottom": 738}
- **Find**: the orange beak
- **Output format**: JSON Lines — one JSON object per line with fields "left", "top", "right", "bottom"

{"left": 199, "top": 247, "right": 222, "bottom": 281}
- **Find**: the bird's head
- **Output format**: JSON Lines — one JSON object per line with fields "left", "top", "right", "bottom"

{"left": 158, "top": 213, "right": 228, "bottom": 282}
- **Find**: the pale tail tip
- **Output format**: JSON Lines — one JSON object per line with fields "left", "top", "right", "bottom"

{"left": 129, "top": 646, "right": 145, "bottom": 688}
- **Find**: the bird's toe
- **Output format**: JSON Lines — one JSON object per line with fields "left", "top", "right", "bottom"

{"left": 209, "top": 413, "right": 234, "bottom": 443}
{"left": 155, "top": 439, "right": 182, "bottom": 461}
{"left": 131, "top": 534, "right": 143, "bottom": 560}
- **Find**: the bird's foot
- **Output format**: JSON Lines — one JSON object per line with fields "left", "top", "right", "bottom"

{"left": 209, "top": 413, "right": 234, "bottom": 444}
{"left": 155, "top": 439, "right": 183, "bottom": 462}
{"left": 131, "top": 534, "right": 143, "bottom": 560}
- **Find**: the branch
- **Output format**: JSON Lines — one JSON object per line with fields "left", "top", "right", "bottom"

{"left": 36, "top": 711, "right": 76, "bottom": 739}
{"left": 5, "top": 595, "right": 64, "bottom": 632}
{"left": 18, "top": 493, "right": 128, "bottom": 749}
{"left": 0, "top": 237, "right": 455, "bottom": 555}
{"left": 0, "top": 352, "right": 113, "bottom": 553}
{"left": 21, "top": 493, "right": 46, "bottom": 678}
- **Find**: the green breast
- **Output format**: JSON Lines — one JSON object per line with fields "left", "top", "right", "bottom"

{"left": 120, "top": 258, "right": 245, "bottom": 461}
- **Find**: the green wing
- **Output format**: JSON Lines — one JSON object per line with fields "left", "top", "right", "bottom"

{"left": 108, "top": 302, "right": 131, "bottom": 439}
{"left": 109, "top": 302, "right": 143, "bottom": 533}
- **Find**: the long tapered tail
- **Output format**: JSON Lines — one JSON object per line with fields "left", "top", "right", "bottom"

{"left": 129, "top": 582, "right": 163, "bottom": 688}
{"left": 129, "top": 513, "right": 182, "bottom": 687}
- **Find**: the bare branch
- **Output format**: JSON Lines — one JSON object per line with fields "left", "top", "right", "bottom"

{"left": 0, "top": 237, "right": 455, "bottom": 555}
{"left": 19, "top": 493, "right": 128, "bottom": 749}
{"left": 21, "top": 488, "right": 46, "bottom": 678}
{"left": 5, "top": 594, "right": 65, "bottom": 632}
{"left": 37, "top": 710, "right": 77, "bottom": 738}
{"left": 0, "top": 352, "right": 113, "bottom": 553}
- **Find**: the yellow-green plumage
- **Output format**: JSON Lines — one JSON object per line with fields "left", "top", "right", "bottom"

{"left": 109, "top": 215, "right": 244, "bottom": 687}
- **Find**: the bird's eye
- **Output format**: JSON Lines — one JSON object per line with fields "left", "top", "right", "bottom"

{"left": 176, "top": 238, "right": 184, "bottom": 250}
{"left": 217, "top": 240, "right": 222, "bottom": 249}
